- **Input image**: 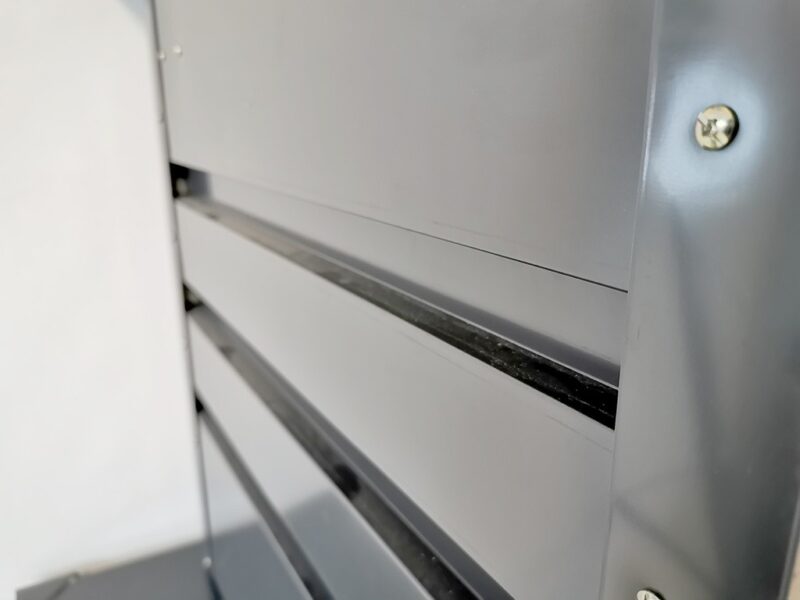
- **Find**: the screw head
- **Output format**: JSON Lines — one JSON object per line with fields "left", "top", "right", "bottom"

{"left": 637, "top": 589, "right": 664, "bottom": 600}
{"left": 695, "top": 104, "right": 738, "bottom": 150}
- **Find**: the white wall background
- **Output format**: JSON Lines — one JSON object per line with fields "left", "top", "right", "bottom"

{"left": 0, "top": 1, "right": 203, "bottom": 597}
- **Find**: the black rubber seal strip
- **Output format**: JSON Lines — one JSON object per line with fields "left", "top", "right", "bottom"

{"left": 190, "top": 305, "right": 513, "bottom": 600}
{"left": 183, "top": 198, "right": 617, "bottom": 428}
{"left": 199, "top": 407, "right": 334, "bottom": 600}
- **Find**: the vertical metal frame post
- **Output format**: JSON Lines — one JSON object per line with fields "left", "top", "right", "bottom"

{"left": 603, "top": 1, "right": 800, "bottom": 598}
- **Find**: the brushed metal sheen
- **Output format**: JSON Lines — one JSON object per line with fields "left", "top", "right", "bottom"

{"left": 177, "top": 201, "right": 614, "bottom": 599}
{"left": 602, "top": 2, "right": 800, "bottom": 599}
{"left": 154, "top": 0, "right": 654, "bottom": 290}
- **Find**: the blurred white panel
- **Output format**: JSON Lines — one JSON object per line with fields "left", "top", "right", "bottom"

{"left": 0, "top": 1, "right": 201, "bottom": 597}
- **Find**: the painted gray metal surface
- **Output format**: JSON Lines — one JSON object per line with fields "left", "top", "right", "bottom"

{"left": 154, "top": 0, "right": 653, "bottom": 290}
{"left": 156, "top": 0, "right": 800, "bottom": 595}
{"left": 178, "top": 201, "right": 614, "bottom": 599}
{"left": 198, "top": 173, "right": 627, "bottom": 384}
{"left": 189, "top": 313, "right": 431, "bottom": 600}
{"left": 198, "top": 421, "right": 313, "bottom": 600}
{"left": 192, "top": 304, "right": 513, "bottom": 599}
{"left": 602, "top": 2, "right": 800, "bottom": 598}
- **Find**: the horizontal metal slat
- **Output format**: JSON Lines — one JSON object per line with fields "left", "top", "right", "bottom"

{"left": 192, "top": 305, "right": 507, "bottom": 600}
{"left": 198, "top": 417, "right": 318, "bottom": 600}
{"left": 155, "top": 0, "right": 653, "bottom": 289}
{"left": 196, "top": 171, "right": 627, "bottom": 385}
{"left": 181, "top": 197, "right": 617, "bottom": 427}
{"left": 177, "top": 200, "right": 614, "bottom": 599}
{"left": 189, "top": 314, "right": 432, "bottom": 600}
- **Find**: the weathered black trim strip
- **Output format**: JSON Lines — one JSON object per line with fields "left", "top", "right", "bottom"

{"left": 183, "top": 198, "right": 617, "bottom": 428}
{"left": 198, "top": 407, "right": 334, "bottom": 600}
{"left": 190, "top": 305, "right": 512, "bottom": 600}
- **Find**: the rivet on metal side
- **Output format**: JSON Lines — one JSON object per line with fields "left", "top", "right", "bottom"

{"left": 636, "top": 589, "right": 664, "bottom": 600}
{"left": 695, "top": 104, "right": 738, "bottom": 150}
